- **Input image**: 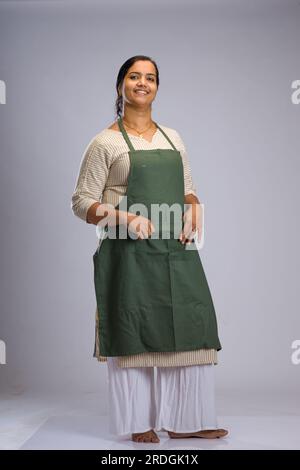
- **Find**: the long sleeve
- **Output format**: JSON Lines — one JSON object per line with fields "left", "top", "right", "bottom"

{"left": 174, "top": 131, "right": 198, "bottom": 197}
{"left": 71, "top": 136, "right": 109, "bottom": 223}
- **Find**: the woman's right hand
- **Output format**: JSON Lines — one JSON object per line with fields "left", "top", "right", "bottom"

{"left": 126, "top": 213, "right": 155, "bottom": 240}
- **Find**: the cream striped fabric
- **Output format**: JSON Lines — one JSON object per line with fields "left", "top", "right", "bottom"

{"left": 71, "top": 124, "right": 218, "bottom": 367}
{"left": 71, "top": 125, "right": 197, "bottom": 222}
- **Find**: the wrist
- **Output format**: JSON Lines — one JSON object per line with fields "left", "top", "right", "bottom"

{"left": 117, "top": 210, "right": 138, "bottom": 226}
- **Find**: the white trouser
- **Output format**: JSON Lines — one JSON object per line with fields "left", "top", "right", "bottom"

{"left": 107, "top": 357, "right": 218, "bottom": 436}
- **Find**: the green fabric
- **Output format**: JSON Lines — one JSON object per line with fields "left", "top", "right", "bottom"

{"left": 93, "top": 116, "right": 222, "bottom": 356}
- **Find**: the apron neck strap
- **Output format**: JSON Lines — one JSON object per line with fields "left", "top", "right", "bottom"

{"left": 117, "top": 116, "right": 178, "bottom": 151}
{"left": 154, "top": 123, "right": 178, "bottom": 151}
{"left": 117, "top": 116, "right": 135, "bottom": 151}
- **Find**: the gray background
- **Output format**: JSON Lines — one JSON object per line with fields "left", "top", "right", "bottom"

{"left": 0, "top": 0, "right": 299, "bottom": 407}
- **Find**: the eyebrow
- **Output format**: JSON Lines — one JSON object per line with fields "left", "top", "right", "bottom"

{"left": 129, "top": 71, "right": 156, "bottom": 77}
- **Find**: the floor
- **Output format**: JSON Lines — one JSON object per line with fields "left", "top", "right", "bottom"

{"left": 1, "top": 390, "right": 300, "bottom": 450}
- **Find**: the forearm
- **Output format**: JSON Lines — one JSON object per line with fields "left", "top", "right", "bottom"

{"left": 86, "top": 202, "right": 137, "bottom": 227}
{"left": 183, "top": 194, "right": 202, "bottom": 235}
{"left": 184, "top": 193, "right": 200, "bottom": 206}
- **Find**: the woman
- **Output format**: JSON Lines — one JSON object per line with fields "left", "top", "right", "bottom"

{"left": 71, "top": 55, "right": 228, "bottom": 443}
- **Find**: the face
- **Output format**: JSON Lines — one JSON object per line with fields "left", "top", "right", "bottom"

{"left": 119, "top": 60, "right": 158, "bottom": 108}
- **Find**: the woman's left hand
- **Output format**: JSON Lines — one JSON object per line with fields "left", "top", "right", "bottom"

{"left": 179, "top": 202, "right": 202, "bottom": 245}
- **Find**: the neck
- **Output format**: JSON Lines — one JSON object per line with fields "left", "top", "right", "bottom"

{"left": 121, "top": 107, "right": 153, "bottom": 129}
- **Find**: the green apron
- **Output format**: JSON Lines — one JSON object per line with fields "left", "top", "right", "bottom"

{"left": 93, "top": 116, "right": 221, "bottom": 357}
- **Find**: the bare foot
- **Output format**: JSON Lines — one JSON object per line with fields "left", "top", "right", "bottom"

{"left": 132, "top": 429, "right": 160, "bottom": 443}
{"left": 168, "top": 428, "right": 228, "bottom": 439}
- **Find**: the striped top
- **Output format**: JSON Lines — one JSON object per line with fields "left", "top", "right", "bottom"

{"left": 71, "top": 124, "right": 218, "bottom": 367}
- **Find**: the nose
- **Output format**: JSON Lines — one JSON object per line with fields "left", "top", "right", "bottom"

{"left": 137, "top": 76, "right": 147, "bottom": 87}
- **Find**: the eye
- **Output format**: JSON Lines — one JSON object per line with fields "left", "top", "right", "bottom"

{"left": 129, "top": 74, "right": 155, "bottom": 82}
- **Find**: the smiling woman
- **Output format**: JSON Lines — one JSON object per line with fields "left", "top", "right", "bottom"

{"left": 71, "top": 55, "right": 227, "bottom": 442}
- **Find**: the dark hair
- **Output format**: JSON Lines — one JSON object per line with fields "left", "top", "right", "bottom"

{"left": 115, "top": 55, "right": 159, "bottom": 118}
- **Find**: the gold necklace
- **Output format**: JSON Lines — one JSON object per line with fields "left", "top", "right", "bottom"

{"left": 122, "top": 119, "right": 156, "bottom": 138}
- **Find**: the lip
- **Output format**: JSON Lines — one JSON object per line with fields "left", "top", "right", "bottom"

{"left": 134, "top": 89, "right": 149, "bottom": 94}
